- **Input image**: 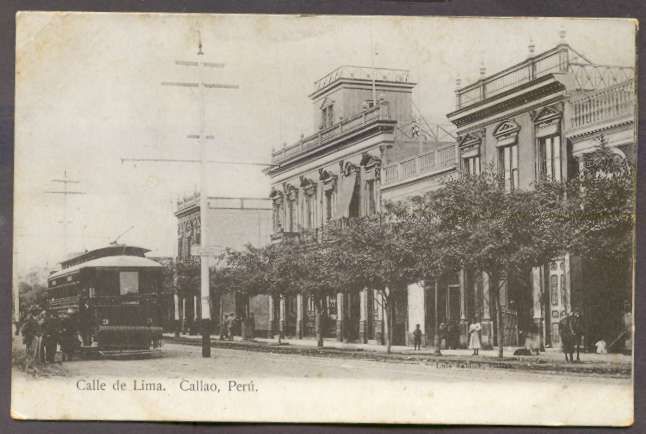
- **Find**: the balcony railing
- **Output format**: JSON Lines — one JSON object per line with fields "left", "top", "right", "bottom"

{"left": 382, "top": 145, "right": 457, "bottom": 186}
{"left": 313, "top": 65, "right": 411, "bottom": 92}
{"left": 569, "top": 79, "right": 635, "bottom": 131}
{"left": 455, "top": 44, "right": 634, "bottom": 110}
{"left": 271, "top": 102, "right": 392, "bottom": 165}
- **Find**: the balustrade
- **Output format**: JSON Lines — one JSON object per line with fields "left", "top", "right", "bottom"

{"left": 271, "top": 103, "right": 391, "bottom": 165}
{"left": 382, "top": 145, "right": 456, "bottom": 186}
{"left": 569, "top": 79, "right": 634, "bottom": 130}
{"left": 455, "top": 44, "right": 633, "bottom": 110}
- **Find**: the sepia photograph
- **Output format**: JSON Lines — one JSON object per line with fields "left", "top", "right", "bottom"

{"left": 11, "top": 12, "right": 636, "bottom": 425}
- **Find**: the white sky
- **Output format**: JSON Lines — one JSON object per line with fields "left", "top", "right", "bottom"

{"left": 13, "top": 13, "right": 636, "bottom": 275}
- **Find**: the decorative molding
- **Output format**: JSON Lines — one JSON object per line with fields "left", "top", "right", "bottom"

{"left": 493, "top": 119, "right": 520, "bottom": 147}
{"left": 493, "top": 119, "right": 521, "bottom": 138}
{"left": 532, "top": 103, "right": 563, "bottom": 125}
{"left": 319, "top": 168, "right": 338, "bottom": 192}
{"left": 319, "top": 96, "right": 335, "bottom": 109}
{"left": 269, "top": 188, "right": 284, "bottom": 203}
{"left": 360, "top": 152, "right": 382, "bottom": 182}
{"left": 283, "top": 183, "right": 299, "bottom": 201}
{"left": 299, "top": 175, "right": 318, "bottom": 196}
{"left": 339, "top": 160, "right": 359, "bottom": 177}
{"left": 451, "top": 79, "right": 564, "bottom": 128}
{"left": 458, "top": 129, "right": 485, "bottom": 149}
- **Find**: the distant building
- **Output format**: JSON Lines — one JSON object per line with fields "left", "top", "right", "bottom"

{"left": 174, "top": 195, "right": 273, "bottom": 335}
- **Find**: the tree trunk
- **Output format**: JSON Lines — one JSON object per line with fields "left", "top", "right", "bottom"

{"left": 491, "top": 272, "right": 504, "bottom": 359}
{"left": 315, "top": 298, "right": 323, "bottom": 348}
{"left": 382, "top": 292, "right": 392, "bottom": 354}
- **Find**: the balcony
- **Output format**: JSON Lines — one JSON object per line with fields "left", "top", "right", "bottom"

{"left": 382, "top": 145, "right": 457, "bottom": 186}
{"left": 270, "top": 102, "right": 393, "bottom": 167}
{"left": 455, "top": 44, "right": 634, "bottom": 110}
{"left": 568, "top": 79, "right": 635, "bottom": 131}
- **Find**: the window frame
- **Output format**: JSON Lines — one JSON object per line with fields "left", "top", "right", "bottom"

{"left": 499, "top": 143, "right": 519, "bottom": 192}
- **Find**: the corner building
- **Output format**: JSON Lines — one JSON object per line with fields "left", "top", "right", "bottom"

{"left": 267, "top": 66, "right": 425, "bottom": 344}
{"left": 446, "top": 40, "right": 635, "bottom": 349}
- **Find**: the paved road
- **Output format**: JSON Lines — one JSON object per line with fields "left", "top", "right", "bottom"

{"left": 49, "top": 343, "right": 630, "bottom": 384}
{"left": 12, "top": 343, "right": 632, "bottom": 423}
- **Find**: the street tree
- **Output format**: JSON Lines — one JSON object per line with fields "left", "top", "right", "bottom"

{"left": 416, "top": 169, "right": 565, "bottom": 358}
{"left": 329, "top": 213, "right": 420, "bottom": 354}
{"left": 293, "top": 245, "right": 346, "bottom": 347}
{"left": 560, "top": 140, "right": 634, "bottom": 342}
{"left": 563, "top": 140, "right": 633, "bottom": 270}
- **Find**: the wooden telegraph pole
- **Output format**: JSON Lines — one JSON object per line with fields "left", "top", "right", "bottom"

{"left": 44, "top": 169, "right": 86, "bottom": 257}
{"left": 122, "top": 32, "right": 273, "bottom": 358}
{"left": 160, "top": 33, "right": 239, "bottom": 358}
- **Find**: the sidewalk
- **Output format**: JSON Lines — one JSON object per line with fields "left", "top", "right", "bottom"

{"left": 163, "top": 333, "right": 632, "bottom": 377}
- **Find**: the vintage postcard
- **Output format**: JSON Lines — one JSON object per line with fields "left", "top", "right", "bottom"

{"left": 12, "top": 12, "right": 636, "bottom": 424}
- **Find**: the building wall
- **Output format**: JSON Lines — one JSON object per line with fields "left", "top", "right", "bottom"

{"left": 311, "top": 82, "right": 414, "bottom": 130}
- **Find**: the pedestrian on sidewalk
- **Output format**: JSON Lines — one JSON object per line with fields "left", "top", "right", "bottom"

{"left": 413, "top": 324, "right": 422, "bottom": 350}
{"left": 468, "top": 315, "right": 481, "bottom": 356}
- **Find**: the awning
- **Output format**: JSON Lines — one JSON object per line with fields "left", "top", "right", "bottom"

{"left": 335, "top": 171, "right": 357, "bottom": 219}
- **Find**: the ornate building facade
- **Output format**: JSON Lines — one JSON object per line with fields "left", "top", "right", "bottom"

{"left": 266, "top": 65, "right": 464, "bottom": 346}
{"left": 267, "top": 65, "right": 422, "bottom": 344}
{"left": 446, "top": 39, "right": 635, "bottom": 349}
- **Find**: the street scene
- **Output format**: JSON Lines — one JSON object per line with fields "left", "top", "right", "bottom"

{"left": 12, "top": 13, "right": 636, "bottom": 424}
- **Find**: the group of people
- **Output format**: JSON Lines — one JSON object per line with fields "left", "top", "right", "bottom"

{"left": 410, "top": 316, "right": 483, "bottom": 356}
{"left": 219, "top": 313, "right": 256, "bottom": 341}
{"left": 19, "top": 306, "right": 80, "bottom": 368}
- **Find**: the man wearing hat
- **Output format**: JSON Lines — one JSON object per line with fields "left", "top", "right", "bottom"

{"left": 60, "top": 309, "right": 80, "bottom": 361}
{"left": 20, "top": 307, "right": 39, "bottom": 366}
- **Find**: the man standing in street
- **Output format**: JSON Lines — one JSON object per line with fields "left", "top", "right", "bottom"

{"left": 42, "top": 310, "right": 60, "bottom": 364}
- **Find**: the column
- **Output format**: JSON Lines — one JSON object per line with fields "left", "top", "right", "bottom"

{"left": 181, "top": 296, "right": 186, "bottom": 334}
{"left": 296, "top": 293, "right": 304, "bottom": 339}
{"left": 336, "top": 292, "right": 345, "bottom": 341}
{"left": 481, "top": 272, "right": 493, "bottom": 349}
{"left": 267, "top": 295, "right": 275, "bottom": 338}
{"left": 173, "top": 292, "right": 180, "bottom": 336}
{"left": 531, "top": 266, "right": 544, "bottom": 351}
{"left": 459, "top": 269, "right": 468, "bottom": 347}
{"left": 359, "top": 289, "right": 369, "bottom": 343}
{"left": 279, "top": 295, "right": 286, "bottom": 338}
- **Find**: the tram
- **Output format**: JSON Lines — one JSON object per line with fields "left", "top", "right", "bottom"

{"left": 47, "top": 244, "right": 164, "bottom": 357}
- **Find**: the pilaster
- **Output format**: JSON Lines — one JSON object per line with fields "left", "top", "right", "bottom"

{"left": 279, "top": 295, "right": 286, "bottom": 338}
{"left": 296, "top": 293, "right": 304, "bottom": 339}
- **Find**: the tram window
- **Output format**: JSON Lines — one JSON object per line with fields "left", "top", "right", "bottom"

{"left": 119, "top": 271, "right": 139, "bottom": 295}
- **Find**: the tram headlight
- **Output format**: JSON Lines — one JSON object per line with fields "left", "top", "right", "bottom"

{"left": 101, "top": 318, "right": 109, "bottom": 325}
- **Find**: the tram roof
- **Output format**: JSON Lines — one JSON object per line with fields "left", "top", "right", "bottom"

{"left": 49, "top": 255, "right": 162, "bottom": 280}
{"left": 60, "top": 244, "right": 150, "bottom": 268}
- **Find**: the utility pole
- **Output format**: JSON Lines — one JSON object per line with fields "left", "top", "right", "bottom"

{"left": 45, "top": 169, "right": 86, "bottom": 257}
{"left": 127, "top": 31, "right": 245, "bottom": 358}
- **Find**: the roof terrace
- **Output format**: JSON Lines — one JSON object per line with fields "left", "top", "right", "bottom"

{"left": 454, "top": 44, "right": 634, "bottom": 111}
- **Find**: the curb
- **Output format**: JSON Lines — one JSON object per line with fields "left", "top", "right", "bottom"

{"left": 163, "top": 336, "right": 631, "bottom": 377}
